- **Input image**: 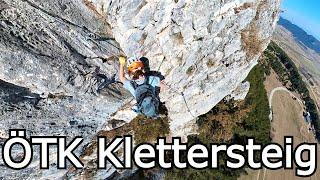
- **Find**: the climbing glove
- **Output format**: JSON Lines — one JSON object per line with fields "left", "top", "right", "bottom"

{"left": 119, "top": 56, "right": 126, "bottom": 65}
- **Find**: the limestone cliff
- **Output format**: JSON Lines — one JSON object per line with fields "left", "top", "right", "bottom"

{"left": 0, "top": 0, "right": 281, "bottom": 178}
{"left": 89, "top": 0, "right": 281, "bottom": 136}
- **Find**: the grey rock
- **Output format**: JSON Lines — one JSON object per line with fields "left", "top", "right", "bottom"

{"left": 0, "top": 0, "right": 281, "bottom": 178}
{"left": 96, "top": 0, "right": 281, "bottom": 136}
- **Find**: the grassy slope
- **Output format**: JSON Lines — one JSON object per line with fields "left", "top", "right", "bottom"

{"left": 121, "top": 42, "right": 319, "bottom": 179}
{"left": 166, "top": 64, "right": 271, "bottom": 180}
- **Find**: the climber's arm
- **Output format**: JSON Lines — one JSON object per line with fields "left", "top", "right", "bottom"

{"left": 119, "top": 57, "right": 127, "bottom": 83}
{"left": 149, "top": 76, "right": 166, "bottom": 91}
{"left": 160, "top": 80, "right": 167, "bottom": 91}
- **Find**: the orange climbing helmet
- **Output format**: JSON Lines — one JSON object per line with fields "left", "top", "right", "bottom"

{"left": 127, "top": 57, "right": 144, "bottom": 75}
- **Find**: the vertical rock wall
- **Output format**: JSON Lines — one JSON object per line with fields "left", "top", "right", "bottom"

{"left": 90, "top": 0, "right": 281, "bottom": 136}
{"left": 0, "top": 0, "right": 281, "bottom": 178}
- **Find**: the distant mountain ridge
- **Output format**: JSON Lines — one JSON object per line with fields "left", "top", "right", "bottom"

{"left": 278, "top": 17, "right": 320, "bottom": 54}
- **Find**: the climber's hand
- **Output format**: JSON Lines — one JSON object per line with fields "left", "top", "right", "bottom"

{"left": 119, "top": 56, "right": 126, "bottom": 66}
{"left": 160, "top": 81, "right": 167, "bottom": 91}
{"left": 118, "top": 56, "right": 127, "bottom": 83}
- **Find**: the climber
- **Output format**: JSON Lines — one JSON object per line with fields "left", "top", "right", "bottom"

{"left": 118, "top": 56, "right": 166, "bottom": 118}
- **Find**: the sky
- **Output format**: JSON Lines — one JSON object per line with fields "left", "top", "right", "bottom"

{"left": 281, "top": 0, "right": 320, "bottom": 40}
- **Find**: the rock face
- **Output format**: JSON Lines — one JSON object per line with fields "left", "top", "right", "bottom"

{"left": 0, "top": 0, "right": 280, "bottom": 178}
{"left": 0, "top": 0, "right": 128, "bottom": 178}
{"left": 228, "top": 81, "right": 250, "bottom": 101}
{"left": 0, "top": 0, "right": 130, "bottom": 138}
{"left": 90, "top": 0, "right": 281, "bottom": 136}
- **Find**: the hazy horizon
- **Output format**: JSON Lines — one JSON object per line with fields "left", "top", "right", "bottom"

{"left": 281, "top": 0, "right": 320, "bottom": 41}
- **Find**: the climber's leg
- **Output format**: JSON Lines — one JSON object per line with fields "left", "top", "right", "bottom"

{"left": 132, "top": 105, "right": 141, "bottom": 114}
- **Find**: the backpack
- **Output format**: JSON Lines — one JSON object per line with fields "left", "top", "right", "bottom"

{"left": 131, "top": 76, "right": 159, "bottom": 118}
